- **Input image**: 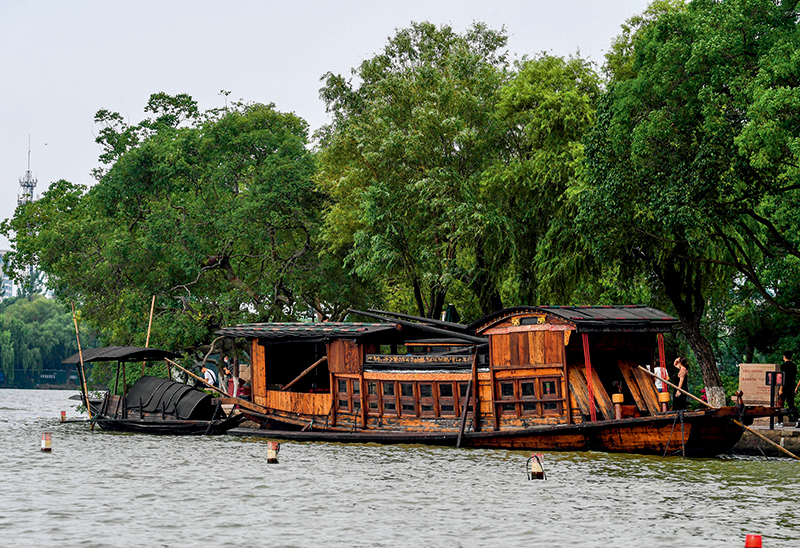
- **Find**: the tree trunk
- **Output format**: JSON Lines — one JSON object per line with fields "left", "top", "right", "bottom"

{"left": 654, "top": 252, "right": 726, "bottom": 407}
{"left": 468, "top": 239, "right": 504, "bottom": 316}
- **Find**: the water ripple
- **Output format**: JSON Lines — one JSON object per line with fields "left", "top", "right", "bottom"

{"left": 1, "top": 389, "right": 798, "bottom": 547}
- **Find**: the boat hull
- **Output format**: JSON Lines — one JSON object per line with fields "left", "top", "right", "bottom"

{"left": 230, "top": 406, "right": 769, "bottom": 457}
{"left": 93, "top": 414, "right": 244, "bottom": 435}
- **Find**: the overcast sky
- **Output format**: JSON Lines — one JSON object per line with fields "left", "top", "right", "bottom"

{"left": 0, "top": 0, "right": 651, "bottom": 249}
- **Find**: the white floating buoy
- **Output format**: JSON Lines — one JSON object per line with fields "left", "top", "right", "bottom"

{"left": 266, "top": 441, "right": 280, "bottom": 464}
{"left": 41, "top": 433, "right": 52, "bottom": 452}
{"left": 526, "top": 453, "right": 545, "bottom": 480}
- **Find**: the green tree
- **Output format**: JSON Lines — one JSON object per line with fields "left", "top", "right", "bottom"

{"left": 2, "top": 95, "right": 372, "bottom": 363}
{"left": 316, "top": 22, "right": 511, "bottom": 319}
{"left": 488, "top": 53, "right": 602, "bottom": 304}
{"left": 581, "top": 0, "right": 800, "bottom": 406}
{"left": 0, "top": 295, "right": 89, "bottom": 383}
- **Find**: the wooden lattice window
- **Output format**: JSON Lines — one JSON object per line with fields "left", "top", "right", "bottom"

{"left": 399, "top": 382, "right": 416, "bottom": 416}
{"left": 336, "top": 378, "right": 361, "bottom": 413}
{"left": 366, "top": 381, "right": 380, "bottom": 414}
{"left": 381, "top": 381, "right": 397, "bottom": 415}
{"left": 419, "top": 383, "right": 435, "bottom": 416}
{"left": 438, "top": 382, "right": 456, "bottom": 416}
{"left": 496, "top": 377, "right": 563, "bottom": 417}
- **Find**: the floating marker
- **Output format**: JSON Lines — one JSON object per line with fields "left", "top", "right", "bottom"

{"left": 61, "top": 411, "right": 66, "bottom": 422}
{"left": 266, "top": 441, "right": 280, "bottom": 464}
{"left": 41, "top": 433, "right": 52, "bottom": 452}
{"left": 745, "top": 535, "right": 762, "bottom": 548}
{"left": 526, "top": 453, "right": 545, "bottom": 480}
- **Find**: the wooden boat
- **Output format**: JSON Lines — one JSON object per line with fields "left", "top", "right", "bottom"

{"left": 217, "top": 306, "right": 773, "bottom": 456}
{"left": 63, "top": 347, "right": 243, "bottom": 435}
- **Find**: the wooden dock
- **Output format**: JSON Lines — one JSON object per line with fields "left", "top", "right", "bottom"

{"left": 730, "top": 424, "right": 800, "bottom": 457}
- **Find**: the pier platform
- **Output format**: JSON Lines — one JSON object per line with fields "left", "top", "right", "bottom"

{"left": 730, "top": 423, "right": 800, "bottom": 457}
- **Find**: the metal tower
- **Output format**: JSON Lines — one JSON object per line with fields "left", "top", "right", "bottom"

{"left": 18, "top": 139, "right": 37, "bottom": 206}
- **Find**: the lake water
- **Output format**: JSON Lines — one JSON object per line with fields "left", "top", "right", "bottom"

{"left": 0, "top": 389, "right": 798, "bottom": 547}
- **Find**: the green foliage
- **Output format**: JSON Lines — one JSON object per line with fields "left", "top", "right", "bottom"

{"left": 317, "top": 22, "right": 512, "bottom": 319}
{"left": 2, "top": 95, "right": 374, "bottom": 359}
{"left": 490, "top": 53, "right": 602, "bottom": 305}
{"left": 0, "top": 295, "right": 94, "bottom": 382}
{"left": 580, "top": 0, "right": 800, "bottom": 404}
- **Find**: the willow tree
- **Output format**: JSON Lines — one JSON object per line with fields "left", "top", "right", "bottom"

{"left": 487, "top": 54, "right": 602, "bottom": 305}
{"left": 316, "top": 22, "right": 511, "bottom": 319}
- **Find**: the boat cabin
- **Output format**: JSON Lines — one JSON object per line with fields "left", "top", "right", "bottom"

{"left": 217, "top": 306, "right": 678, "bottom": 432}
{"left": 472, "top": 306, "right": 678, "bottom": 429}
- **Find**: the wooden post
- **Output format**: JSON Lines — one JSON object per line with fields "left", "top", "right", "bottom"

{"left": 330, "top": 373, "right": 337, "bottom": 427}
{"left": 657, "top": 333, "right": 667, "bottom": 392}
{"left": 563, "top": 332, "right": 571, "bottom": 425}
{"left": 141, "top": 295, "right": 156, "bottom": 376}
{"left": 487, "top": 339, "right": 499, "bottom": 431}
{"left": 582, "top": 333, "right": 597, "bottom": 422}
{"left": 472, "top": 349, "right": 479, "bottom": 431}
{"left": 359, "top": 372, "right": 367, "bottom": 429}
{"left": 113, "top": 361, "right": 121, "bottom": 396}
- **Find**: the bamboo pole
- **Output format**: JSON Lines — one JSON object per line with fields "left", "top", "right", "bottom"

{"left": 164, "top": 358, "right": 231, "bottom": 398}
{"left": 141, "top": 295, "right": 156, "bottom": 376}
{"left": 637, "top": 365, "right": 800, "bottom": 461}
{"left": 70, "top": 303, "right": 92, "bottom": 422}
{"left": 281, "top": 356, "right": 327, "bottom": 391}
{"left": 164, "top": 357, "right": 264, "bottom": 413}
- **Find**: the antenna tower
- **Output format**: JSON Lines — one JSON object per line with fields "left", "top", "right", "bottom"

{"left": 18, "top": 136, "right": 38, "bottom": 206}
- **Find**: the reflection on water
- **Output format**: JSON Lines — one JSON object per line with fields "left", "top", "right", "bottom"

{"left": 1, "top": 389, "right": 798, "bottom": 547}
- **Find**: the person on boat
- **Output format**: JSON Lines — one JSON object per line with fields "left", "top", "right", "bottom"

{"left": 778, "top": 351, "right": 798, "bottom": 427}
{"left": 653, "top": 361, "right": 668, "bottom": 393}
{"left": 221, "top": 357, "right": 233, "bottom": 394}
{"left": 672, "top": 357, "right": 688, "bottom": 411}
{"left": 201, "top": 365, "right": 218, "bottom": 387}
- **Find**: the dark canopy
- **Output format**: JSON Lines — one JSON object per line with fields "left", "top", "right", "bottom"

{"left": 62, "top": 346, "right": 181, "bottom": 364}
{"left": 125, "top": 376, "right": 214, "bottom": 420}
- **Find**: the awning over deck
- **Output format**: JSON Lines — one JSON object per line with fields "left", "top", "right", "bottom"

{"left": 472, "top": 305, "right": 679, "bottom": 334}
{"left": 216, "top": 322, "right": 402, "bottom": 343}
{"left": 63, "top": 346, "right": 181, "bottom": 364}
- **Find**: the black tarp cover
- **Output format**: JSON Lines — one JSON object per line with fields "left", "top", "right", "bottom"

{"left": 62, "top": 346, "right": 181, "bottom": 364}
{"left": 125, "top": 376, "right": 214, "bottom": 420}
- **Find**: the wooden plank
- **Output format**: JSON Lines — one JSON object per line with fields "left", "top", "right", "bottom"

{"left": 510, "top": 332, "right": 529, "bottom": 365}
{"left": 630, "top": 362, "right": 662, "bottom": 415}
{"left": 588, "top": 367, "right": 615, "bottom": 420}
{"left": 567, "top": 364, "right": 591, "bottom": 416}
{"left": 562, "top": 336, "right": 571, "bottom": 425}
{"left": 529, "top": 331, "right": 545, "bottom": 364}
{"left": 617, "top": 360, "right": 648, "bottom": 412}
{"left": 491, "top": 335, "right": 511, "bottom": 367}
{"left": 544, "top": 331, "right": 563, "bottom": 364}
{"left": 251, "top": 340, "right": 266, "bottom": 407}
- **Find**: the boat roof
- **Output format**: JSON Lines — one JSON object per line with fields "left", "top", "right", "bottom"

{"left": 471, "top": 305, "right": 678, "bottom": 333}
{"left": 216, "top": 322, "right": 403, "bottom": 342}
{"left": 62, "top": 346, "right": 182, "bottom": 364}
